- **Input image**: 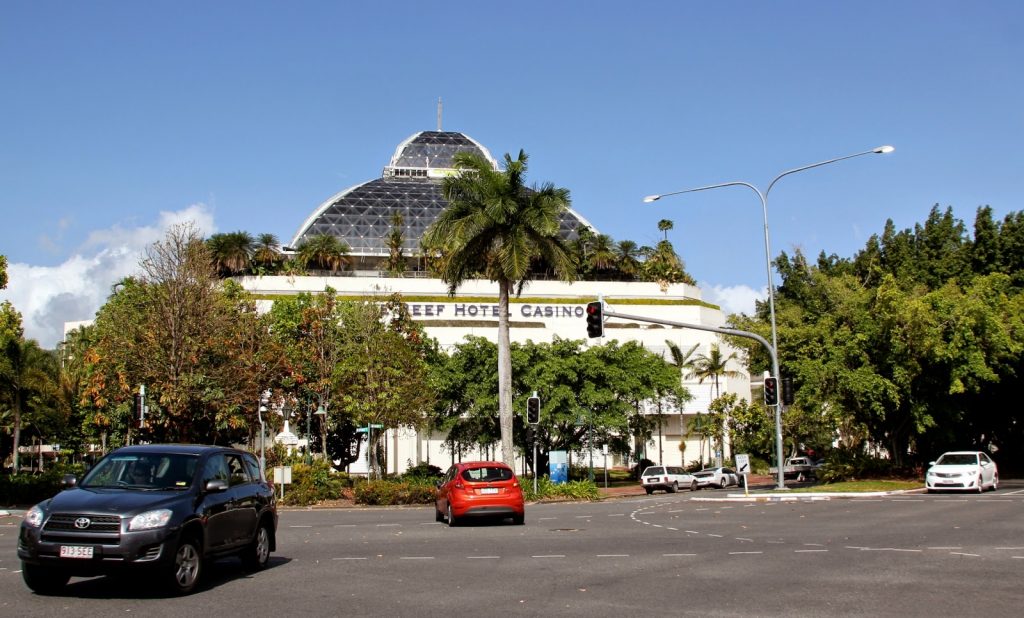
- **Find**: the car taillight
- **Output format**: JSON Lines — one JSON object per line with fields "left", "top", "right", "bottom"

{"left": 512, "top": 481, "right": 519, "bottom": 487}
{"left": 454, "top": 480, "right": 465, "bottom": 490}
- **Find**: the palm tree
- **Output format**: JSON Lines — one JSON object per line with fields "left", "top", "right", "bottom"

{"left": 296, "top": 234, "right": 351, "bottom": 273}
{"left": 615, "top": 240, "right": 642, "bottom": 280}
{"left": 658, "top": 219, "right": 674, "bottom": 241}
{"left": 422, "top": 149, "right": 575, "bottom": 465}
{"left": 252, "top": 233, "right": 284, "bottom": 273}
{"left": 589, "top": 234, "right": 617, "bottom": 274}
{"left": 385, "top": 213, "right": 407, "bottom": 276}
{"left": 207, "top": 231, "right": 254, "bottom": 276}
{"left": 0, "top": 338, "right": 57, "bottom": 474}
{"left": 665, "top": 340, "right": 700, "bottom": 462}
{"left": 687, "top": 343, "right": 743, "bottom": 462}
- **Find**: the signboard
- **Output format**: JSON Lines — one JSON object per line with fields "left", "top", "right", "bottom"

{"left": 549, "top": 450, "right": 568, "bottom": 485}
{"left": 273, "top": 466, "right": 292, "bottom": 485}
{"left": 734, "top": 454, "right": 750, "bottom": 475}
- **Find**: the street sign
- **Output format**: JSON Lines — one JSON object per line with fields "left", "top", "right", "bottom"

{"left": 735, "top": 454, "right": 751, "bottom": 474}
{"left": 356, "top": 428, "right": 368, "bottom": 434}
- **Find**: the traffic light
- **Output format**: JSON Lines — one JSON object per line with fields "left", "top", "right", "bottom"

{"left": 586, "top": 301, "right": 603, "bottom": 338}
{"left": 763, "top": 376, "right": 778, "bottom": 406}
{"left": 133, "top": 393, "right": 143, "bottom": 418}
{"left": 781, "top": 377, "right": 795, "bottom": 406}
{"left": 527, "top": 396, "right": 540, "bottom": 424}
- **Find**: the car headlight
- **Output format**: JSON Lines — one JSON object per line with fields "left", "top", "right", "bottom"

{"left": 128, "top": 509, "right": 173, "bottom": 531}
{"left": 24, "top": 505, "right": 45, "bottom": 528}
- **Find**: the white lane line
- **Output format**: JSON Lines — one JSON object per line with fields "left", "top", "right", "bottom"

{"left": 950, "top": 552, "right": 980, "bottom": 557}
{"left": 852, "top": 499, "right": 884, "bottom": 502}
{"left": 890, "top": 499, "right": 924, "bottom": 502}
{"left": 538, "top": 517, "right": 557, "bottom": 521}
{"left": 532, "top": 555, "right": 566, "bottom": 558}
{"left": 707, "top": 533, "right": 723, "bottom": 538}
{"left": 596, "top": 554, "right": 629, "bottom": 558}
{"left": 652, "top": 524, "right": 664, "bottom": 528}
{"left": 667, "top": 527, "right": 678, "bottom": 531}
{"left": 766, "top": 541, "right": 785, "bottom": 544}
{"left": 400, "top": 556, "right": 434, "bottom": 560}
{"left": 803, "top": 543, "right": 825, "bottom": 547}
{"left": 1012, "top": 556, "right": 1024, "bottom": 560}
{"left": 420, "top": 522, "right": 443, "bottom": 526}
{"left": 983, "top": 500, "right": 1014, "bottom": 503}
{"left": 575, "top": 515, "right": 592, "bottom": 519}
{"left": 685, "top": 530, "right": 700, "bottom": 534}
{"left": 377, "top": 523, "right": 401, "bottom": 527}
{"left": 736, "top": 538, "right": 753, "bottom": 542}
{"left": 333, "top": 524, "right": 356, "bottom": 528}
{"left": 695, "top": 508, "right": 710, "bottom": 511}
{"left": 996, "top": 547, "right": 1024, "bottom": 550}
{"left": 332, "top": 557, "right": 367, "bottom": 561}
{"left": 467, "top": 556, "right": 500, "bottom": 560}
{"left": 846, "top": 546, "right": 869, "bottom": 550}
{"left": 607, "top": 513, "right": 626, "bottom": 517}
{"left": 795, "top": 550, "right": 829, "bottom": 553}
{"left": 928, "top": 546, "right": 962, "bottom": 550}
{"left": 668, "top": 509, "right": 686, "bottom": 513}
{"left": 1001, "top": 489, "right": 1024, "bottom": 495}
{"left": 289, "top": 525, "right": 313, "bottom": 528}
{"left": 729, "top": 552, "right": 763, "bottom": 555}
{"left": 663, "top": 553, "right": 697, "bottom": 557}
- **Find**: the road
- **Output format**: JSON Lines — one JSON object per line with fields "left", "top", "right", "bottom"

{"left": 2, "top": 482, "right": 1022, "bottom": 617}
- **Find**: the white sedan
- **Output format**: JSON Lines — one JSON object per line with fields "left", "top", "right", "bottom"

{"left": 925, "top": 451, "right": 999, "bottom": 493}
{"left": 693, "top": 467, "right": 739, "bottom": 489}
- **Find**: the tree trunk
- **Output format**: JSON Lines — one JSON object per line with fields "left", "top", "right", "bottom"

{"left": 497, "top": 279, "right": 514, "bottom": 466}
{"left": 12, "top": 394, "right": 21, "bottom": 475}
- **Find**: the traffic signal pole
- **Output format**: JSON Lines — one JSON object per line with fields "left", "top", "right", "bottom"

{"left": 599, "top": 307, "right": 787, "bottom": 490}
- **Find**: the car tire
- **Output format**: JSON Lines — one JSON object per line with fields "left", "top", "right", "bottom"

{"left": 690, "top": 480, "right": 698, "bottom": 492}
{"left": 512, "top": 513, "right": 525, "bottom": 525}
{"left": 644, "top": 487, "right": 653, "bottom": 495}
{"left": 670, "top": 481, "right": 679, "bottom": 494}
{"left": 435, "top": 505, "right": 445, "bottom": 522}
{"left": 446, "top": 503, "right": 458, "bottom": 527}
{"left": 21, "top": 563, "right": 70, "bottom": 595}
{"left": 242, "top": 521, "right": 272, "bottom": 571}
{"left": 167, "top": 536, "right": 203, "bottom": 595}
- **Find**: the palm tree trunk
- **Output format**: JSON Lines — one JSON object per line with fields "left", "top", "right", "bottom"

{"left": 12, "top": 394, "right": 21, "bottom": 475}
{"left": 497, "top": 279, "right": 514, "bottom": 465}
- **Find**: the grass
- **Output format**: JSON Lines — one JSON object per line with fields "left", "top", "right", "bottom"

{"left": 785, "top": 479, "right": 922, "bottom": 493}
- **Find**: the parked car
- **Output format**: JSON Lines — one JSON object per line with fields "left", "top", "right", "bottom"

{"left": 18, "top": 444, "right": 277, "bottom": 595}
{"left": 435, "top": 461, "right": 525, "bottom": 526}
{"left": 640, "top": 466, "right": 697, "bottom": 494}
{"left": 693, "top": 467, "right": 739, "bottom": 489}
{"left": 925, "top": 451, "right": 999, "bottom": 493}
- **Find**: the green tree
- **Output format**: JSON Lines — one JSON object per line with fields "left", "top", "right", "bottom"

{"left": 615, "top": 240, "right": 642, "bottom": 280}
{"left": 207, "top": 231, "right": 254, "bottom": 277}
{"left": 0, "top": 254, "right": 7, "bottom": 289}
{"left": 422, "top": 149, "right": 575, "bottom": 466}
{"left": 687, "top": 343, "right": 743, "bottom": 460}
{"left": 385, "top": 213, "right": 407, "bottom": 276}
{"left": 252, "top": 233, "right": 285, "bottom": 274}
{"left": 296, "top": 234, "right": 350, "bottom": 273}
{"left": 657, "top": 218, "right": 674, "bottom": 241}
{"left": 0, "top": 330, "right": 57, "bottom": 474}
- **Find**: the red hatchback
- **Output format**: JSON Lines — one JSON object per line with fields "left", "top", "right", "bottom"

{"left": 435, "top": 461, "right": 525, "bottom": 526}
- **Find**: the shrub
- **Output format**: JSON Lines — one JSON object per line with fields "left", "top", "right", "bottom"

{"left": 520, "top": 476, "right": 599, "bottom": 502}
{"left": 354, "top": 479, "right": 436, "bottom": 505}
{"left": 280, "top": 459, "right": 345, "bottom": 506}
{"left": 0, "top": 462, "right": 86, "bottom": 506}
{"left": 401, "top": 462, "right": 443, "bottom": 481}
{"left": 818, "top": 448, "right": 897, "bottom": 483}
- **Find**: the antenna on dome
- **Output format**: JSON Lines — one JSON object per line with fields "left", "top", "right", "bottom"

{"left": 437, "top": 97, "right": 442, "bottom": 131}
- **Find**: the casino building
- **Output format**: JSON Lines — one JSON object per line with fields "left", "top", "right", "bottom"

{"left": 243, "top": 128, "right": 751, "bottom": 475}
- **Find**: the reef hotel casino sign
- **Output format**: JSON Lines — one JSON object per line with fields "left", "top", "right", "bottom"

{"left": 404, "top": 302, "right": 587, "bottom": 320}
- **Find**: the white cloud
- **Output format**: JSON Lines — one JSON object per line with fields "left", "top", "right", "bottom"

{"left": 699, "top": 281, "right": 764, "bottom": 317}
{"left": 0, "top": 204, "right": 217, "bottom": 348}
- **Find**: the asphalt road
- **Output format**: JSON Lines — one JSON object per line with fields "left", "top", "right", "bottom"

{"left": 2, "top": 482, "right": 1022, "bottom": 617}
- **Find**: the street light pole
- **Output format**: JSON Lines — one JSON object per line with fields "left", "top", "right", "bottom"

{"left": 644, "top": 145, "right": 894, "bottom": 490}
{"left": 306, "top": 393, "right": 327, "bottom": 465}
{"left": 258, "top": 389, "right": 271, "bottom": 480}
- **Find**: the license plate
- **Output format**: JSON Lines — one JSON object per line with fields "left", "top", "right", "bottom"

{"left": 480, "top": 488, "right": 499, "bottom": 494}
{"left": 60, "top": 545, "right": 94, "bottom": 559}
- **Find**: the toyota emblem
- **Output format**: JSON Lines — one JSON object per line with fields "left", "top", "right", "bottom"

{"left": 74, "top": 517, "right": 91, "bottom": 529}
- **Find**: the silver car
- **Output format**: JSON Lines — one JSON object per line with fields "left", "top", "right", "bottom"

{"left": 641, "top": 466, "right": 697, "bottom": 494}
{"left": 693, "top": 467, "right": 739, "bottom": 489}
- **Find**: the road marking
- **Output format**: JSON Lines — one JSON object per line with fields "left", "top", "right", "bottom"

{"left": 846, "top": 546, "right": 869, "bottom": 550}
{"left": 729, "top": 552, "right": 763, "bottom": 555}
{"left": 420, "top": 522, "right": 443, "bottom": 526}
{"left": 707, "top": 533, "right": 723, "bottom": 538}
{"left": 928, "top": 546, "right": 961, "bottom": 550}
{"left": 1002, "top": 489, "right": 1024, "bottom": 495}
{"left": 332, "top": 557, "right": 367, "bottom": 561}
{"left": 575, "top": 515, "right": 592, "bottom": 519}
{"left": 667, "top": 527, "right": 678, "bottom": 531}
{"left": 663, "top": 553, "right": 697, "bottom": 557}
{"left": 333, "top": 524, "right": 356, "bottom": 528}
{"left": 377, "top": 523, "right": 401, "bottom": 527}
{"left": 607, "top": 513, "right": 626, "bottom": 517}
{"left": 890, "top": 499, "right": 924, "bottom": 502}
{"left": 803, "top": 543, "right": 825, "bottom": 547}
{"left": 467, "top": 556, "right": 500, "bottom": 559}
{"left": 983, "top": 500, "right": 1014, "bottom": 503}
{"left": 400, "top": 556, "right": 434, "bottom": 560}
{"left": 289, "top": 525, "right": 313, "bottom": 528}
{"left": 685, "top": 530, "right": 700, "bottom": 534}
{"left": 668, "top": 509, "right": 686, "bottom": 513}
{"left": 996, "top": 547, "right": 1024, "bottom": 550}
{"left": 795, "top": 550, "right": 829, "bottom": 553}
{"left": 532, "top": 555, "right": 565, "bottom": 558}
{"left": 950, "top": 552, "right": 980, "bottom": 557}
{"left": 1013, "top": 557, "right": 1024, "bottom": 560}
{"left": 539, "top": 517, "right": 557, "bottom": 521}
{"left": 596, "top": 554, "right": 629, "bottom": 557}
{"left": 736, "top": 538, "right": 753, "bottom": 542}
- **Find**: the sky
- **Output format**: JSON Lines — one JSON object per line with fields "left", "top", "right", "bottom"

{"left": 2, "top": 1, "right": 1022, "bottom": 347}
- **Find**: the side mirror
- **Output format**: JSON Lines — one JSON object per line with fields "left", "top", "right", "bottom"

{"left": 435, "top": 480, "right": 443, "bottom": 489}
{"left": 62, "top": 474, "right": 78, "bottom": 488}
{"left": 928, "top": 461, "right": 936, "bottom": 467}
{"left": 204, "top": 479, "right": 229, "bottom": 493}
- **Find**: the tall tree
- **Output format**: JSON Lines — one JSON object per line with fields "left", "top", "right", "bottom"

{"left": 252, "top": 233, "right": 285, "bottom": 274}
{"left": 0, "top": 254, "right": 7, "bottom": 289}
{"left": 615, "top": 240, "right": 642, "bottom": 280}
{"left": 207, "top": 231, "right": 254, "bottom": 277}
{"left": 657, "top": 219, "right": 674, "bottom": 241}
{"left": 422, "top": 149, "right": 575, "bottom": 465}
{"left": 385, "top": 213, "right": 408, "bottom": 276}
{"left": 296, "top": 234, "right": 351, "bottom": 273}
{"left": 0, "top": 333, "right": 56, "bottom": 474}
{"left": 687, "top": 343, "right": 743, "bottom": 460}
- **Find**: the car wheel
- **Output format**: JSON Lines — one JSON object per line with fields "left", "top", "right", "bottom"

{"left": 512, "top": 513, "right": 525, "bottom": 525}
{"left": 670, "top": 481, "right": 679, "bottom": 494}
{"left": 167, "top": 537, "right": 203, "bottom": 595}
{"left": 644, "top": 487, "right": 653, "bottom": 495}
{"left": 446, "top": 503, "right": 458, "bottom": 527}
{"left": 719, "top": 479, "right": 727, "bottom": 489}
{"left": 977, "top": 475, "right": 984, "bottom": 494}
{"left": 435, "top": 505, "right": 445, "bottom": 522}
{"left": 21, "top": 563, "right": 69, "bottom": 595}
{"left": 690, "top": 480, "right": 698, "bottom": 492}
{"left": 243, "top": 522, "right": 272, "bottom": 571}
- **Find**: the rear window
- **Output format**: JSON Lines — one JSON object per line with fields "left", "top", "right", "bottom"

{"left": 694, "top": 471, "right": 712, "bottom": 477}
{"left": 642, "top": 467, "right": 665, "bottom": 476}
{"left": 461, "top": 466, "right": 514, "bottom": 482}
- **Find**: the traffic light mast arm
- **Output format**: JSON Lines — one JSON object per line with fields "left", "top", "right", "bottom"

{"left": 600, "top": 308, "right": 777, "bottom": 362}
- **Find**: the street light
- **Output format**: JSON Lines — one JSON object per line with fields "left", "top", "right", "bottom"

{"left": 306, "top": 395, "right": 328, "bottom": 465}
{"left": 258, "top": 389, "right": 271, "bottom": 479}
{"left": 644, "top": 145, "right": 894, "bottom": 489}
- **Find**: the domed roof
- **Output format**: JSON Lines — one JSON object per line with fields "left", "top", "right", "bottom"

{"left": 290, "top": 131, "right": 595, "bottom": 258}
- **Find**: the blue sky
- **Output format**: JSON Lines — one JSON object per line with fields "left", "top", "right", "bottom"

{"left": 2, "top": 1, "right": 1022, "bottom": 346}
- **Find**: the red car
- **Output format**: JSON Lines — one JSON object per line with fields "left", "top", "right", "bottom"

{"left": 435, "top": 461, "right": 525, "bottom": 526}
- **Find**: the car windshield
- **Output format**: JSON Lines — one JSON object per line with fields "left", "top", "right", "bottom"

{"left": 461, "top": 466, "right": 514, "bottom": 482}
{"left": 81, "top": 453, "right": 200, "bottom": 490}
{"left": 642, "top": 467, "right": 665, "bottom": 476}
{"left": 936, "top": 453, "right": 978, "bottom": 466}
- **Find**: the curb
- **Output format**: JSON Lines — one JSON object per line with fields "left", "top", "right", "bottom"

{"left": 690, "top": 488, "right": 927, "bottom": 502}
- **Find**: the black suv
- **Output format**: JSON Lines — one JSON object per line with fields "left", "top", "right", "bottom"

{"left": 18, "top": 444, "right": 277, "bottom": 595}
